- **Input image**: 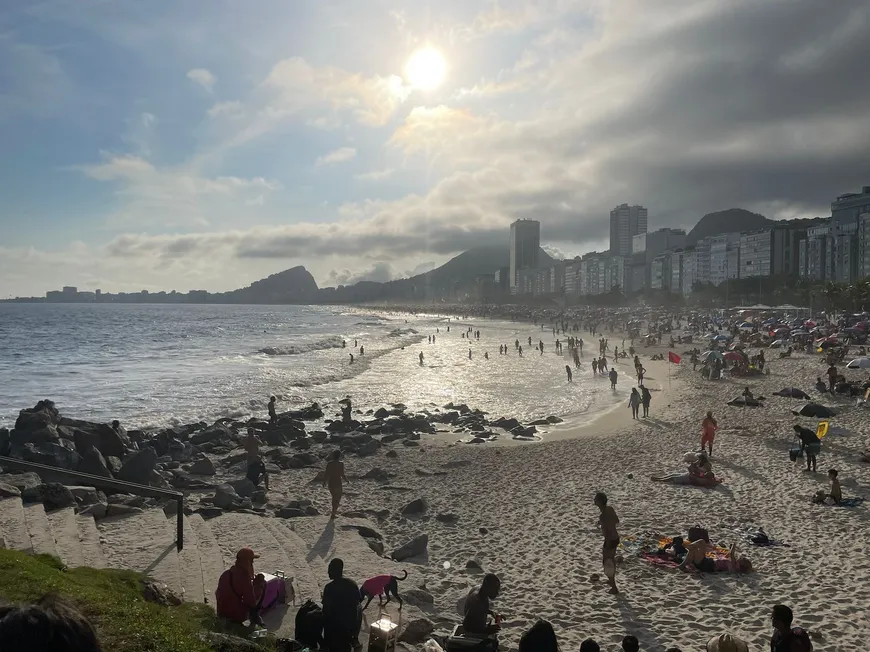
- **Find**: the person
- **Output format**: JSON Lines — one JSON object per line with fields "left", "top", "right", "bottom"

{"left": 701, "top": 411, "right": 718, "bottom": 456}
{"left": 826, "top": 364, "right": 837, "bottom": 392}
{"left": 594, "top": 492, "right": 619, "bottom": 594}
{"left": 519, "top": 620, "right": 559, "bottom": 652}
{"left": 268, "top": 396, "right": 277, "bottom": 424}
{"left": 742, "top": 386, "right": 754, "bottom": 401}
{"left": 349, "top": 353, "right": 354, "bottom": 364}
{"left": 469, "top": 348, "right": 473, "bottom": 360}
{"left": 419, "top": 351, "right": 424, "bottom": 364}
{"left": 793, "top": 425, "right": 820, "bottom": 472}
{"left": 322, "top": 559, "right": 361, "bottom": 652}
{"left": 0, "top": 594, "right": 103, "bottom": 652}
{"left": 813, "top": 469, "right": 841, "bottom": 505}
{"left": 640, "top": 385, "right": 652, "bottom": 418}
{"left": 652, "top": 453, "right": 715, "bottom": 485}
{"left": 565, "top": 365, "right": 573, "bottom": 382}
{"left": 770, "top": 604, "right": 813, "bottom": 652}
{"left": 324, "top": 450, "right": 348, "bottom": 518}
{"left": 657, "top": 536, "right": 688, "bottom": 562}
{"left": 628, "top": 388, "right": 641, "bottom": 419}
{"left": 622, "top": 635, "right": 639, "bottom": 652}
{"left": 244, "top": 428, "right": 269, "bottom": 491}
{"left": 216, "top": 547, "right": 266, "bottom": 626}
{"left": 359, "top": 345, "right": 365, "bottom": 356}
{"left": 815, "top": 377, "right": 827, "bottom": 393}
{"left": 592, "top": 358, "right": 598, "bottom": 374}
{"left": 706, "top": 633, "right": 749, "bottom": 652}
{"left": 609, "top": 368, "right": 618, "bottom": 389}
{"left": 679, "top": 541, "right": 752, "bottom": 573}
{"left": 484, "top": 352, "right": 489, "bottom": 359}
{"left": 580, "top": 639, "right": 601, "bottom": 652}
{"left": 462, "top": 574, "right": 501, "bottom": 637}
{"left": 637, "top": 366, "right": 646, "bottom": 385}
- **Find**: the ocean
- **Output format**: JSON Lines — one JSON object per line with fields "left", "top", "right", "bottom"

{"left": 0, "top": 303, "right": 625, "bottom": 434}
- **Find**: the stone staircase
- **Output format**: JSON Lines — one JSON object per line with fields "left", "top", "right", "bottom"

{"left": 0, "top": 496, "right": 419, "bottom": 641}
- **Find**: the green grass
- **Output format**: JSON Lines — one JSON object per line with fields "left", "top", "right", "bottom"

{"left": 0, "top": 550, "right": 273, "bottom": 652}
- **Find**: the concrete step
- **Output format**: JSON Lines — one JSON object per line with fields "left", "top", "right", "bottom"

{"left": 207, "top": 512, "right": 296, "bottom": 637}
{"left": 187, "top": 513, "right": 227, "bottom": 608}
{"left": 170, "top": 514, "right": 205, "bottom": 605}
{"left": 22, "top": 502, "right": 59, "bottom": 558}
{"left": 262, "top": 518, "right": 324, "bottom": 602}
{"left": 76, "top": 514, "right": 108, "bottom": 569}
{"left": 46, "top": 507, "right": 87, "bottom": 568}
{"left": 97, "top": 508, "right": 182, "bottom": 595}
{"left": 0, "top": 497, "right": 32, "bottom": 552}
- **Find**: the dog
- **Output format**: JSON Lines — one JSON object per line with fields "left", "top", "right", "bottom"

{"left": 359, "top": 570, "right": 408, "bottom": 610}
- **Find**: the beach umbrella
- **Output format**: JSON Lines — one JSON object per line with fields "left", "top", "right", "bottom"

{"left": 701, "top": 350, "right": 724, "bottom": 362}
{"left": 728, "top": 342, "right": 746, "bottom": 350}
{"left": 791, "top": 329, "right": 808, "bottom": 336}
{"left": 773, "top": 327, "right": 791, "bottom": 335}
{"left": 804, "top": 320, "right": 816, "bottom": 327}
{"left": 724, "top": 351, "right": 743, "bottom": 361}
{"left": 847, "top": 357, "right": 870, "bottom": 369}
{"left": 819, "top": 340, "right": 839, "bottom": 350}
{"left": 739, "top": 322, "right": 754, "bottom": 328}
{"left": 713, "top": 334, "right": 731, "bottom": 342}
{"left": 769, "top": 340, "right": 786, "bottom": 348}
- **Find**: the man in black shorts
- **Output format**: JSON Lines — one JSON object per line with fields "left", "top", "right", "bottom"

{"left": 594, "top": 492, "right": 620, "bottom": 594}
{"left": 243, "top": 428, "right": 268, "bottom": 491}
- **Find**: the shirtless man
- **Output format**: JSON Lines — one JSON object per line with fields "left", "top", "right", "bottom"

{"left": 679, "top": 540, "right": 752, "bottom": 573}
{"left": 244, "top": 428, "right": 268, "bottom": 491}
{"left": 268, "top": 396, "right": 278, "bottom": 424}
{"left": 324, "top": 450, "right": 349, "bottom": 519}
{"left": 594, "top": 492, "right": 620, "bottom": 594}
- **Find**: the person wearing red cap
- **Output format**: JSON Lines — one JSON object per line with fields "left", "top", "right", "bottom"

{"left": 215, "top": 548, "right": 267, "bottom": 626}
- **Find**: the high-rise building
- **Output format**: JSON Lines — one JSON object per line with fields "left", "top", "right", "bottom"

{"left": 799, "top": 222, "right": 833, "bottom": 281}
{"left": 609, "top": 204, "right": 648, "bottom": 256}
{"left": 859, "top": 214, "right": 870, "bottom": 278}
{"left": 509, "top": 219, "right": 540, "bottom": 293}
{"left": 710, "top": 233, "right": 740, "bottom": 285}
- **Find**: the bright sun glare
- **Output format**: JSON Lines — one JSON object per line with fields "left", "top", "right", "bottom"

{"left": 405, "top": 47, "right": 446, "bottom": 91}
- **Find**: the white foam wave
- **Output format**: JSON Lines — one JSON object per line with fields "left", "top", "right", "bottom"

{"left": 259, "top": 335, "right": 345, "bottom": 356}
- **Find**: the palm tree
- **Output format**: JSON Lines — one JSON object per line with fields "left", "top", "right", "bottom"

{"left": 823, "top": 281, "right": 842, "bottom": 313}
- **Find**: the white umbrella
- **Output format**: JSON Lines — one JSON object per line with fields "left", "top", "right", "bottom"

{"left": 847, "top": 357, "right": 870, "bottom": 369}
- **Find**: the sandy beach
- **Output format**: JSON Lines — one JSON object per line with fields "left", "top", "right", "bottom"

{"left": 265, "top": 335, "right": 869, "bottom": 652}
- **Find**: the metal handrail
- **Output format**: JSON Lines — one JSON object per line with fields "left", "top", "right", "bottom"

{"left": 0, "top": 456, "right": 184, "bottom": 551}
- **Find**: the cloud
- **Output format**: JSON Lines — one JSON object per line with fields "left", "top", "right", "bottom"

{"left": 354, "top": 168, "right": 395, "bottom": 181}
{"left": 324, "top": 262, "right": 397, "bottom": 286}
{"left": 315, "top": 147, "right": 357, "bottom": 168}
{"left": 187, "top": 68, "right": 216, "bottom": 92}
{"left": 0, "top": 33, "right": 74, "bottom": 120}
{"left": 207, "top": 101, "right": 243, "bottom": 118}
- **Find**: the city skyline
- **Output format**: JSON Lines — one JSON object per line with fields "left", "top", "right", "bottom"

{"left": 2, "top": 2, "right": 870, "bottom": 298}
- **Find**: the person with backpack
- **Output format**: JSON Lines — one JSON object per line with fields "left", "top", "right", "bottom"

{"left": 771, "top": 604, "right": 813, "bottom": 652}
{"left": 215, "top": 548, "right": 266, "bottom": 627}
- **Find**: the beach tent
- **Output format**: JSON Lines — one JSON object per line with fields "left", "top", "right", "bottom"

{"left": 847, "top": 357, "right": 870, "bottom": 369}
{"left": 701, "top": 350, "right": 724, "bottom": 362}
{"left": 724, "top": 351, "right": 744, "bottom": 361}
{"left": 793, "top": 403, "right": 836, "bottom": 418}
{"left": 773, "top": 387, "right": 811, "bottom": 399}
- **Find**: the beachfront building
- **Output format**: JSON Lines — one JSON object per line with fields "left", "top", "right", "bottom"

{"left": 509, "top": 219, "right": 540, "bottom": 294}
{"left": 693, "top": 238, "right": 712, "bottom": 285}
{"left": 650, "top": 253, "right": 672, "bottom": 291}
{"left": 563, "top": 258, "right": 581, "bottom": 298}
{"left": 710, "top": 233, "right": 740, "bottom": 285}
{"left": 859, "top": 214, "right": 870, "bottom": 279}
{"left": 632, "top": 228, "right": 686, "bottom": 290}
{"left": 833, "top": 221, "right": 859, "bottom": 282}
{"left": 680, "top": 248, "right": 697, "bottom": 296}
{"left": 609, "top": 204, "right": 647, "bottom": 256}
{"left": 799, "top": 221, "right": 833, "bottom": 281}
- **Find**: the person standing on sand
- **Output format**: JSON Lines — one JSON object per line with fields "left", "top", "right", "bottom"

{"left": 323, "top": 451, "right": 349, "bottom": 519}
{"left": 628, "top": 388, "right": 640, "bottom": 419}
{"left": 609, "top": 368, "right": 618, "bottom": 389}
{"left": 592, "top": 358, "right": 598, "bottom": 374}
{"left": 243, "top": 428, "right": 269, "bottom": 491}
{"left": 701, "top": 411, "right": 718, "bottom": 456}
{"left": 826, "top": 364, "right": 837, "bottom": 392}
{"left": 268, "top": 396, "right": 277, "bottom": 424}
{"left": 640, "top": 385, "right": 651, "bottom": 417}
{"left": 566, "top": 365, "right": 573, "bottom": 382}
{"left": 594, "top": 492, "right": 620, "bottom": 594}
{"left": 419, "top": 351, "right": 424, "bottom": 365}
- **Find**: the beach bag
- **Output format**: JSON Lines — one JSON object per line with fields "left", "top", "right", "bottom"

{"left": 688, "top": 526, "right": 709, "bottom": 542}
{"left": 260, "top": 572, "right": 287, "bottom": 611}
{"left": 294, "top": 600, "right": 324, "bottom": 649}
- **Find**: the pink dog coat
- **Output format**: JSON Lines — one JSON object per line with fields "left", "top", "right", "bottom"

{"left": 361, "top": 575, "right": 392, "bottom": 596}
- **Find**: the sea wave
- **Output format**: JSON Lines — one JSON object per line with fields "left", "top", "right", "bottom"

{"left": 388, "top": 328, "right": 419, "bottom": 337}
{"left": 258, "top": 335, "right": 345, "bottom": 356}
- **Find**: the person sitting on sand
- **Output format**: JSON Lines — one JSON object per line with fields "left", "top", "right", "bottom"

{"left": 463, "top": 574, "right": 501, "bottom": 638}
{"left": 812, "top": 469, "right": 841, "bottom": 505}
{"left": 679, "top": 541, "right": 752, "bottom": 573}
{"left": 815, "top": 377, "right": 827, "bottom": 394}
{"left": 243, "top": 428, "right": 269, "bottom": 492}
{"left": 519, "top": 620, "right": 559, "bottom": 652}
{"left": 793, "top": 425, "right": 820, "bottom": 472}
{"left": 651, "top": 453, "right": 715, "bottom": 485}
{"left": 324, "top": 450, "right": 349, "bottom": 518}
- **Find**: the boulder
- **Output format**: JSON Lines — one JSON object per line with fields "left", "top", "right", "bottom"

{"left": 10, "top": 424, "right": 60, "bottom": 446}
{"left": 106, "top": 504, "right": 145, "bottom": 517}
{"left": 229, "top": 478, "right": 255, "bottom": 498}
{"left": 362, "top": 468, "right": 392, "bottom": 482}
{"left": 78, "top": 446, "right": 113, "bottom": 478}
{"left": 142, "top": 580, "right": 182, "bottom": 606}
{"left": 107, "top": 494, "right": 147, "bottom": 508}
{"left": 402, "top": 439, "right": 420, "bottom": 447}
{"left": 11, "top": 441, "right": 81, "bottom": 470}
{"left": 67, "top": 486, "right": 106, "bottom": 506}
{"left": 260, "top": 429, "right": 288, "bottom": 446}
{"left": 0, "top": 483, "right": 21, "bottom": 498}
{"left": 79, "top": 502, "right": 108, "bottom": 519}
{"left": 197, "top": 507, "right": 224, "bottom": 520}
{"left": 401, "top": 498, "right": 428, "bottom": 516}
{"left": 105, "top": 456, "right": 123, "bottom": 474}
{"left": 399, "top": 618, "right": 435, "bottom": 644}
{"left": 117, "top": 447, "right": 158, "bottom": 485}
{"left": 91, "top": 424, "right": 128, "bottom": 459}
{"left": 35, "top": 483, "right": 76, "bottom": 510}
{"left": 356, "top": 440, "right": 381, "bottom": 456}
{"left": 251, "top": 489, "right": 267, "bottom": 504}
{"left": 385, "top": 450, "right": 398, "bottom": 458}
{"left": 277, "top": 507, "right": 306, "bottom": 518}
{"left": 190, "top": 423, "right": 236, "bottom": 446}
{"left": 290, "top": 438, "right": 311, "bottom": 450}
{"left": 436, "top": 513, "right": 459, "bottom": 524}
{"left": 391, "top": 534, "right": 428, "bottom": 561}
{"left": 214, "top": 484, "right": 245, "bottom": 510}
{"left": 0, "top": 473, "right": 47, "bottom": 494}
{"left": 283, "top": 403, "right": 324, "bottom": 421}
{"left": 547, "top": 415, "right": 563, "bottom": 424}
{"left": 310, "top": 431, "right": 328, "bottom": 443}
{"left": 14, "top": 400, "right": 60, "bottom": 431}
{"left": 169, "top": 470, "right": 214, "bottom": 490}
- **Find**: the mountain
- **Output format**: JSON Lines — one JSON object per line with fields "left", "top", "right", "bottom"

{"left": 420, "top": 245, "right": 554, "bottom": 287}
{"left": 686, "top": 208, "right": 774, "bottom": 246}
{"left": 218, "top": 265, "right": 319, "bottom": 303}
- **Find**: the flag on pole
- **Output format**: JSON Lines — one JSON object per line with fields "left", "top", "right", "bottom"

{"left": 668, "top": 351, "right": 681, "bottom": 364}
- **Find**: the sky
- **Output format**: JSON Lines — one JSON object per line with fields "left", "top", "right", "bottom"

{"left": 2, "top": 0, "right": 869, "bottom": 297}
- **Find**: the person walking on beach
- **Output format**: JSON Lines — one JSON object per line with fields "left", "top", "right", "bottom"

{"left": 609, "top": 368, "right": 618, "bottom": 389}
{"left": 628, "top": 388, "right": 640, "bottom": 419}
{"left": 359, "top": 345, "right": 364, "bottom": 356}
{"left": 594, "top": 492, "right": 620, "bottom": 594}
{"left": 637, "top": 366, "right": 646, "bottom": 385}
{"left": 244, "top": 428, "right": 269, "bottom": 492}
{"left": 826, "top": 364, "right": 838, "bottom": 392}
{"left": 701, "top": 411, "right": 718, "bottom": 456}
{"left": 419, "top": 351, "right": 424, "bottom": 365}
{"left": 323, "top": 450, "right": 349, "bottom": 519}
{"left": 349, "top": 353, "right": 354, "bottom": 364}
{"left": 268, "top": 396, "right": 277, "bottom": 425}
{"left": 599, "top": 355, "right": 608, "bottom": 372}
{"left": 592, "top": 358, "right": 598, "bottom": 374}
{"left": 640, "top": 385, "right": 651, "bottom": 417}
{"left": 469, "top": 348, "right": 473, "bottom": 360}
{"left": 566, "top": 365, "right": 573, "bottom": 382}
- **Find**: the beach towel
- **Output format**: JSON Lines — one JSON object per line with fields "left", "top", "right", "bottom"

{"left": 834, "top": 497, "right": 865, "bottom": 508}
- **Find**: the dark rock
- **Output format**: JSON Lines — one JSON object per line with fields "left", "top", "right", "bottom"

{"left": 190, "top": 423, "right": 236, "bottom": 446}
{"left": 547, "top": 416, "right": 563, "bottom": 424}
{"left": 356, "top": 440, "right": 381, "bottom": 456}
{"left": 341, "top": 524, "right": 383, "bottom": 540}
{"left": 117, "top": 447, "right": 158, "bottom": 485}
{"left": 188, "top": 457, "right": 216, "bottom": 476}
{"left": 381, "top": 433, "right": 405, "bottom": 444}
{"left": 105, "top": 456, "right": 123, "bottom": 474}
{"left": 479, "top": 527, "right": 488, "bottom": 534}
{"left": 229, "top": 478, "right": 256, "bottom": 498}
{"left": 310, "top": 431, "right": 328, "bottom": 443}
{"left": 150, "top": 470, "right": 170, "bottom": 489}
{"left": 214, "top": 484, "right": 244, "bottom": 510}
{"left": 94, "top": 424, "right": 128, "bottom": 458}
{"left": 0, "top": 483, "right": 21, "bottom": 498}
{"left": 143, "top": 580, "right": 182, "bottom": 606}
{"left": 67, "top": 486, "right": 106, "bottom": 506}
{"left": 374, "top": 408, "right": 390, "bottom": 419}
{"left": 437, "top": 411, "right": 460, "bottom": 424}
{"left": 276, "top": 507, "right": 306, "bottom": 519}
{"left": 251, "top": 489, "right": 267, "bottom": 504}
{"left": 170, "top": 470, "right": 215, "bottom": 490}
{"left": 10, "top": 424, "right": 60, "bottom": 446}
{"left": 35, "top": 483, "right": 76, "bottom": 510}
{"left": 107, "top": 493, "right": 148, "bottom": 508}
{"left": 528, "top": 418, "right": 549, "bottom": 426}
{"left": 78, "top": 446, "right": 113, "bottom": 478}
{"left": 398, "top": 618, "right": 434, "bottom": 644}
{"left": 402, "top": 439, "right": 420, "bottom": 447}
{"left": 290, "top": 438, "right": 311, "bottom": 450}
{"left": 197, "top": 507, "right": 224, "bottom": 520}
{"left": 284, "top": 499, "right": 313, "bottom": 509}
{"left": 0, "top": 472, "right": 44, "bottom": 493}
{"left": 14, "top": 400, "right": 60, "bottom": 432}
{"left": 221, "top": 452, "right": 249, "bottom": 467}
{"left": 11, "top": 441, "right": 81, "bottom": 470}
{"left": 465, "top": 559, "right": 483, "bottom": 572}
{"left": 283, "top": 403, "right": 324, "bottom": 421}
{"left": 469, "top": 437, "right": 487, "bottom": 445}
{"left": 436, "top": 513, "right": 459, "bottom": 524}
{"left": 0, "top": 428, "right": 8, "bottom": 456}
{"left": 79, "top": 502, "right": 108, "bottom": 519}
{"left": 386, "top": 450, "right": 399, "bottom": 458}
{"left": 391, "top": 534, "right": 428, "bottom": 561}
{"left": 260, "top": 429, "right": 288, "bottom": 446}
{"left": 402, "top": 588, "right": 434, "bottom": 608}
{"left": 493, "top": 417, "right": 521, "bottom": 431}
{"left": 401, "top": 498, "right": 428, "bottom": 516}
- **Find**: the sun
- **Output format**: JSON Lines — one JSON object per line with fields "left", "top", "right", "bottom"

{"left": 405, "top": 47, "right": 446, "bottom": 91}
